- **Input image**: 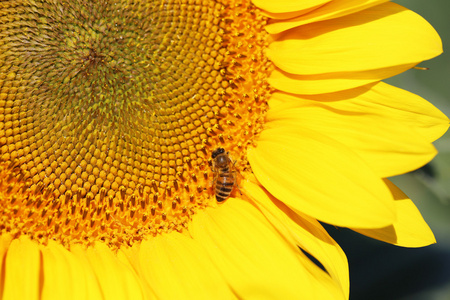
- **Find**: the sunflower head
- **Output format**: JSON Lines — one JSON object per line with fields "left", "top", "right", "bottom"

{"left": 0, "top": 0, "right": 271, "bottom": 249}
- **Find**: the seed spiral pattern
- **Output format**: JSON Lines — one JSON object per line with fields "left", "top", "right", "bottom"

{"left": 0, "top": 0, "right": 271, "bottom": 249}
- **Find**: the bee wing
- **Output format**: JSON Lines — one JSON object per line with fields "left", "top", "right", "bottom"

{"left": 209, "top": 165, "right": 218, "bottom": 189}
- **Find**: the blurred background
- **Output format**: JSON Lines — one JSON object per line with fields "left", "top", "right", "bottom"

{"left": 327, "top": 1, "right": 450, "bottom": 299}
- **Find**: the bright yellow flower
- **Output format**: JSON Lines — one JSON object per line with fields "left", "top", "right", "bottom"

{"left": 0, "top": 0, "right": 448, "bottom": 299}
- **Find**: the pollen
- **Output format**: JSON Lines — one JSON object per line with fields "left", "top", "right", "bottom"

{"left": 0, "top": 0, "right": 271, "bottom": 249}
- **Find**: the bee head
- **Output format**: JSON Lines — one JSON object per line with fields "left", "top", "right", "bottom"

{"left": 212, "top": 147, "right": 225, "bottom": 159}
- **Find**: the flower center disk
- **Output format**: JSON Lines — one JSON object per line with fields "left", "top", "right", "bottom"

{"left": 0, "top": 0, "right": 271, "bottom": 249}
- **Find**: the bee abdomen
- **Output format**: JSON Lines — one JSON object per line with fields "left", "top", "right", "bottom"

{"left": 215, "top": 188, "right": 232, "bottom": 202}
{"left": 215, "top": 171, "right": 235, "bottom": 202}
{"left": 211, "top": 148, "right": 237, "bottom": 203}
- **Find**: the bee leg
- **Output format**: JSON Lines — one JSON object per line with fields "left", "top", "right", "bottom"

{"left": 236, "top": 183, "right": 243, "bottom": 196}
{"left": 231, "top": 171, "right": 243, "bottom": 196}
{"left": 231, "top": 159, "right": 245, "bottom": 180}
{"left": 228, "top": 159, "right": 243, "bottom": 196}
{"left": 210, "top": 168, "right": 218, "bottom": 190}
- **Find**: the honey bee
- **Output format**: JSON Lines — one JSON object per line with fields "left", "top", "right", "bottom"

{"left": 211, "top": 147, "right": 237, "bottom": 203}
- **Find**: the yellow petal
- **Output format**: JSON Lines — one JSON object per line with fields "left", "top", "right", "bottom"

{"left": 267, "top": 3, "right": 442, "bottom": 75}
{"left": 267, "top": 83, "right": 446, "bottom": 177}
{"left": 138, "top": 232, "right": 236, "bottom": 300}
{"left": 353, "top": 179, "right": 436, "bottom": 247}
{"left": 367, "top": 82, "right": 449, "bottom": 143}
{"left": 259, "top": 7, "right": 319, "bottom": 21}
{"left": 190, "top": 199, "right": 344, "bottom": 299}
{"left": 72, "top": 243, "right": 146, "bottom": 300}
{"left": 252, "top": 0, "right": 331, "bottom": 14}
{"left": 116, "top": 246, "right": 159, "bottom": 300}
{"left": 266, "top": 0, "right": 389, "bottom": 34}
{"left": 268, "top": 64, "right": 416, "bottom": 94}
{"left": 0, "top": 234, "right": 13, "bottom": 283}
{"left": 243, "top": 180, "right": 349, "bottom": 299}
{"left": 3, "top": 236, "right": 41, "bottom": 300}
{"left": 270, "top": 82, "right": 449, "bottom": 142}
{"left": 248, "top": 126, "right": 395, "bottom": 228}
{"left": 41, "top": 241, "right": 102, "bottom": 300}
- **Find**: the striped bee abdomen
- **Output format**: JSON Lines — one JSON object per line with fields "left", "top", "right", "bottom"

{"left": 215, "top": 168, "right": 235, "bottom": 202}
{"left": 212, "top": 148, "right": 236, "bottom": 203}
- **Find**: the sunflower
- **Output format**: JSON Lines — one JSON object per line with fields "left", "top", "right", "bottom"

{"left": 0, "top": 0, "right": 448, "bottom": 299}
